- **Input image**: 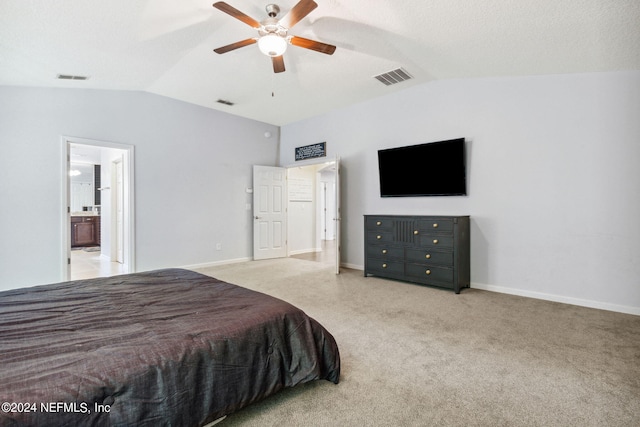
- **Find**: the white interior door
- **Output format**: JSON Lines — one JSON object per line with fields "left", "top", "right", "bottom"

{"left": 253, "top": 165, "right": 288, "bottom": 260}
{"left": 334, "top": 158, "right": 341, "bottom": 274}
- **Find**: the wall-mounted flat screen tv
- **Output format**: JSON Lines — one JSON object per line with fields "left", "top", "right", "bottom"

{"left": 378, "top": 138, "right": 466, "bottom": 197}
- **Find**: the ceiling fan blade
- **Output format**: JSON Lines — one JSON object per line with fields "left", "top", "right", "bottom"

{"left": 213, "top": 38, "right": 257, "bottom": 54}
{"left": 279, "top": 0, "right": 318, "bottom": 29}
{"left": 272, "top": 55, "right": 286, "bottom": 73}
{"left": 290, "top": 36, "right": 336, "bottom": 55}
{"left": 212, "top": 2, "right": 260, "bottom": 28}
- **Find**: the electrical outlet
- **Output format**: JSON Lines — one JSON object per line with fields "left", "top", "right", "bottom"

{"left": 216, "top": 243, "right": 222, "bottom": 250}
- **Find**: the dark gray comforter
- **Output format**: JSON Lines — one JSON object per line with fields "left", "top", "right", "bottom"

{"left": 0, "top": 268, "right": 340, "bottom": 426}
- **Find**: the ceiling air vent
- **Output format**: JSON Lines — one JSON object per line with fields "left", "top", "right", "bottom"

{"left": 216, "top": 99, "right": 234, "bottom": 106}
{"left": 373, "top": 68, "right": 413, "bottom": 86}
{"left": 57, "top": 74, "right": 89, "bottom": 80}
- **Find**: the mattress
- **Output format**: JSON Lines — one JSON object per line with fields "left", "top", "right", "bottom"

{"left": 0, "top": 268, "right": 340, "bottom": 426}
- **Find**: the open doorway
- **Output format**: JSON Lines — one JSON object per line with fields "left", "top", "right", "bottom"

{"left": 287, "top": 160, "right": 338, "bottom": 269}
{"left": 62, "top": 136, "right": 135, "bottom": 281}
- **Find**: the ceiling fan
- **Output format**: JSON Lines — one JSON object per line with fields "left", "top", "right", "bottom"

{"left": 212, "top": 0, "right": 336, "bottom": 73}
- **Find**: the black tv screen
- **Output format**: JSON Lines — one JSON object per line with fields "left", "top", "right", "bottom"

{"left": 378, "top": 138, "right": 466, "bottom": 197}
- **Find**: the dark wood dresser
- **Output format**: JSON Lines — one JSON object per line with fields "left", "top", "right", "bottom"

{"left": 364, "top": 215, "right": 470, "bottom": 293}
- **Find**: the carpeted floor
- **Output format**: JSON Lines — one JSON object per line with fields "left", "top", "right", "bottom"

{"left": 194, "top": 258, "right": 640, "bottom": 427}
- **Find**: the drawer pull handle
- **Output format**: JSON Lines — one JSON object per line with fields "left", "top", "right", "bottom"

{"left": 413, "top": 230, "right": 419, "bottom": 235}
{"left": 382, "top": 249, "right": 387, "bottom": 254}
{"left": 433, "top": 239, "right": 439, "bottom": 244}
{"left": 382, "top": 263, "right": 388, "bottom": 268}
{"left": 433, "top": 223, "right": 438, "bottom": 228}
{"left": 376, "top": 221, "right": 382, "bottom": 226}
{"left": 426, "top": 270, "right": 431, "bottom": 275}
{"left": 425, "top": 254, "right": 431, "bottom": 259}
{"left": 377, "top": 235, "right": 382, "bottom": 240}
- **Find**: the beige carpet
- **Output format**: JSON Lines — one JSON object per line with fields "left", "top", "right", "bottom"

{"left": 194, "top": 258, "right": 640, "bottom": 427}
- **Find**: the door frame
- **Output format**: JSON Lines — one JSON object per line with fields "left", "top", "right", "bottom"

{"left": 61, "top": 136, "right": 135, "bottom": 281}
{"left": 111, "top": 156, "right": 125, "bottom": 263}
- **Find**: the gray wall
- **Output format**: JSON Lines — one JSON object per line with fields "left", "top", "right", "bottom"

{"left": 2, "top": 71, "right": 639, "bottom": 314}
{"left": 280, "top": 71, "right": 640, "bottom": 314}
{"left": 0, "top": 87, "right": 279, "bottom": 289}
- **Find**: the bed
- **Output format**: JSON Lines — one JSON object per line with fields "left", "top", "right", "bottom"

{"left": 0, "top": 268, "right": 340, "bottom": 426}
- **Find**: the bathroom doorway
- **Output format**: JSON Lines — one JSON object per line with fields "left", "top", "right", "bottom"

{"left": 62, "top": 136, "right": 135, "bottom": 280}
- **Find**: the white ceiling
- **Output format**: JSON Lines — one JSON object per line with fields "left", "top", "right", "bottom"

{"left": 1, "top": 0, "right": 639, "bottom": 126}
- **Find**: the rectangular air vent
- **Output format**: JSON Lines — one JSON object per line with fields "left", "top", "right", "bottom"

{"left": 373, "top": 68, "right": 413, "bottom": 86}
{"left": 57, "top": 74, "right": 89, "bottom": 80}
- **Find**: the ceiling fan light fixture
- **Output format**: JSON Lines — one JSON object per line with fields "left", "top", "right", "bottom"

{"left": 258, "top": 34, "right": 287, "bottom": 57}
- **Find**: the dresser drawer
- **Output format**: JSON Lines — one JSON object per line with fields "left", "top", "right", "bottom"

{"left": 405, "top": 264, "right": 453, "bottom": 286}
{"left": 367, "top": 259, "right": 404, "bottom": 276}
{"left": 417, "top": 218, "right": 454, "bottom": 233}
{"left": 405, "top": 248, "right": 453, "bottom": 266}
{"left": 365, "top": 216, "right": 394, "bottom": 230}
{"left": 366, "top": 245, "right": 404, "bottom": 259}
{"left": 417, "top": 235, "right": 453, "bottom": 248}
{"left": 367, "top": 230, "right": 394, "bottom": 244}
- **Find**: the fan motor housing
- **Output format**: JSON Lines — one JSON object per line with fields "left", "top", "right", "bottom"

{"left": 265, "top": 4, "right": 280, "bottom": 17}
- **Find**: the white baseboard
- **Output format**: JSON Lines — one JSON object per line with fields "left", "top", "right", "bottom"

{"left": 182, "top": 257, "right": 252, "bottom": 270}
{"left": 340, "top": 265, "right": 639, "bottom": 315}
{"left": 471, "top": 282, "right": 640, "bottom": 316}
{"left": 342, "top": 262, "right": 364, "bottom": 271}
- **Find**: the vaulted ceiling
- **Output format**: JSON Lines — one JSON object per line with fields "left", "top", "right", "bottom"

{"left": 1, "top": 0, "right": 639, "bottom": 125}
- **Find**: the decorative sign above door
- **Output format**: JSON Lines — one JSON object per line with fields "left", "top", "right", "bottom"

{"left": 295, "top": 142, "right": 326, "bottom": 161}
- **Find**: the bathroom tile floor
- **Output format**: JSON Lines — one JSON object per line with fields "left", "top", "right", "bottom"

{"left": 70, "top": 248, "right": 127, "bottom": 281}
